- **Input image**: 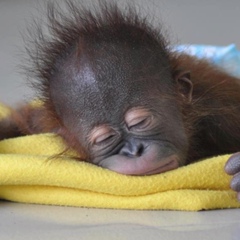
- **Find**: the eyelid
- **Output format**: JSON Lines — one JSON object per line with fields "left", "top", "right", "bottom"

{"left": 127, "top": 115, "right": 150, "bottom": 128}
{"left": 127, "top": 116, "right": 153, "bottom": 132}
{"left": 125, "top": 108, "right": 153, "bottom": 129}
{"left": 125, "top": 108, "right": 150, "bottom": 120}
{"left": 95, "top": 132, "right": 115, "bottom": 144}
{"left": 89, "top": 126, "right": 118, "bottom": 145}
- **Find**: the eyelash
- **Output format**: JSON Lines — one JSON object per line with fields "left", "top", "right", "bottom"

{"left": 128, "top": 116, "right": 152, "bottom": 132}
{"left": 92, "top": 128, "right": 122, "bottom": 148}
{"left": 94, "top": 133, "right": 116, "bottom": 145}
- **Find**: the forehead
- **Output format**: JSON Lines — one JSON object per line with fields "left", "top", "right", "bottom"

{"left": 50, "top": 38, "right": 173, "bottom": 131}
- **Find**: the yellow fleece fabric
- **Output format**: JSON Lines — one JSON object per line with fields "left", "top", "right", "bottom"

{"left": 0, "top": 103, "right": 240, "bottom": 211}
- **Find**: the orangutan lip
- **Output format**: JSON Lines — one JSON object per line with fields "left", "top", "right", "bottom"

{"left": 143, "top": 160, "right": 178, "bottom": 175}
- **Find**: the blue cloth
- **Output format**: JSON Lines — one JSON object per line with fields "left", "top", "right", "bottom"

{"left": 174, "top": 44, "right": 240, "bottom": 78}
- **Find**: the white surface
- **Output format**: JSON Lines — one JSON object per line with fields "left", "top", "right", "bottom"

{"left": 1, "top": 202, "right": 240, "bottom": 240}
{"left": 1, "top": 1, "right": 240, "bottom": 239}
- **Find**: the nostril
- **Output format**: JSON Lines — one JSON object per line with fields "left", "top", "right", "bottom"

{"left": 136, "top": 144, "right": 144, "bottom": 156}
{"left": 119, "top": 142, "right": 145, "bottom": 157}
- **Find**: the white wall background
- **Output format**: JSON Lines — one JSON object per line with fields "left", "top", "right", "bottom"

{"left": 0, "top": 0, "right": 240, "bottom": 105}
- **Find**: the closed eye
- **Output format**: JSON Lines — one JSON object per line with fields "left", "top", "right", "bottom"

{"left": 94, "top": 132, "right": 116, "bottom": 145}
{"left": 128, "top": 116, "right": 152, "bottom": 132}
{"left": 89, "top": 125, "right": 120, "bottom": 148}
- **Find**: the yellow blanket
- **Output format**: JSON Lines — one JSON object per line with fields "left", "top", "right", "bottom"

{"left": 0, "top": 103, "right": 240, "bottom": 211}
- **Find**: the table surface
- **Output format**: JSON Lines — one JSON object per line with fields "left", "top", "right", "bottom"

{"left": 1, "top": 202, "right": 240, "bottom": 240}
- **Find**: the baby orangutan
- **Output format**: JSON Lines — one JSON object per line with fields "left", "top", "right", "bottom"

{"left": 0, "top": 1, "right": 240, "bottom": 200}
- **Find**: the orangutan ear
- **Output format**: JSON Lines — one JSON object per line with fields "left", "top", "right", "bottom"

{"left": 175, "top": 71, "right": 193, "bottom": 102}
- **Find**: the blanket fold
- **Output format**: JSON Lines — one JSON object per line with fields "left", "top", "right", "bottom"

{"left": 0, "top": 103, "right": 240, "bottom": 211}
